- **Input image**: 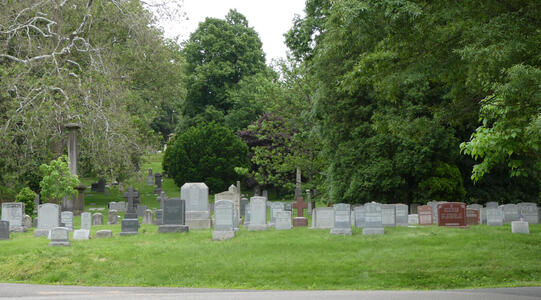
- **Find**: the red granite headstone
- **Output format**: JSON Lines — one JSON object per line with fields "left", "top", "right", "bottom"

{"left": 417, "top": 205, "right": 433, "bottom": 225}
{"left": 466, "top": 208, "right": 480, "bottom": 225}
{"left": 437, "top": 202, "right": 466, "bottom": 227}
{"left": 292, "top": 197, "right": 308, "bottom": 227}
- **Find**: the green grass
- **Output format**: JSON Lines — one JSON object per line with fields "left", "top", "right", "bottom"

{"left": 2, "top": 153, "right": 540, "bottom": 290}
{"left": 1, "top": 224, "right": 540, "bottom": 289}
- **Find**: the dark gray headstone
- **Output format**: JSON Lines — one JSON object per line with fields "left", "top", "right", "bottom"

{"left": 120, "top": 219, "right": 139, "bottom": 235}
{"left": 163, "top": 198, "right": 185, "bottom": 225}
{"left": 155, "top": 209, "right": 163, "bottom": 225}
{"left": 0, "top": 221, "right": 9, "bottom": 240}
{"left": 97, "top": 178, "right": 106, "bottom": 193}
{"left": 124, "top": 187, "right": 139, "bottom": 219}
{"left": 154, "top": 173, "right": 162, "bottom": 194}
{"left": 284, "top": 203, "right": 292, "bottom": 211}
{"left": 240, "top": 198, "right": 249, "bottom": 218}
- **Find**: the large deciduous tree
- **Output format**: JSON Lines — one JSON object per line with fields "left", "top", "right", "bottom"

{"left": 180, "top": 9, "right": 267, "bottom": 130}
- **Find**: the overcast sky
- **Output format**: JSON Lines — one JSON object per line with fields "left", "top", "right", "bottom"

{"left": 151, "top": 0, "right": 306, "bottom": 63}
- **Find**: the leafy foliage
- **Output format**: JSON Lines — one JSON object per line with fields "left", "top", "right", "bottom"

{"left": 15, "top": 187, "right": 36, "bottom": 216}
{"left": 180, "top": 9, "right": 267, "bottom": 130}
{"left": 39, "top": 156, "right": 79, "bottom": 204}
{"left": 163, "top": 123, "right": 249, "bottom": 193}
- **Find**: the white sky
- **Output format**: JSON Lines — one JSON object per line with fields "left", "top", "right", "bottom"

{"left": 150, "top": 0, "right": 307, "bottom": 63}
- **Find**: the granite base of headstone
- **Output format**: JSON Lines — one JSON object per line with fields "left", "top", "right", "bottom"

{"left": 49, "top": 227, "right": 70, "bottom": 246}
{"left": 96, "top": 230, "right": 113, "bottom": 238}
{"left": 120, "top": 219, "right": 139, "bottom": 236}
{"left": 212, "top": 230, "right": 235, "bottom": 240}
{"left": 511, "top": 221, "right": 529, "bottom": 234}
{"left": 408, "top": 214, "right": 419, "bottom": 226}
{"left": 73, "top": 229, "right": 91, "bottom": 240}
{"left": 108, "top": 210, "right": 118, "bottom": 225}
{"left": 0, "top": 220, "right": 9, "bottom": 240}
{"left": 362, "top": 227, "right": 385, "bottom": 235}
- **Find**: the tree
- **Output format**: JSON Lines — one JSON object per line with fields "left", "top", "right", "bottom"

{"left": 39, "top": 156, "right": 79, "bottom": 204}
{"left": 15, "top": 187, "right": 37, "bottom": 216}
{"left": 180, "top": 9, "right": 267, "bottom": 130}
{"left": 163, "top": 123, "right": 249, "bottom": 193}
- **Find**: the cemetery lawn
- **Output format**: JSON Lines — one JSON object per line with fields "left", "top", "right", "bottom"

{"left": 1, "top": 224, "right": 541, "bottom": 290}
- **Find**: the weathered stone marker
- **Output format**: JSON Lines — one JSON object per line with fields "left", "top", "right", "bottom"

{"left": 363, "top": 202, "right": 384, "bottom": 235}
{"left": 124, "top": 187, "right": 138, "bottom": 219}
{"left": 312, "top": 207, "right": 334, "bottom": 229}
{"left": 213, "top": 200, "right": 235, "bottom": 240}
{"left": 248, "top": 196, "right": 267, "bottom": 231}
{"left": 108, "top": 210, "right": 118, "bottom": 225}
{"left": 182, "top": 182, "right": 211, "bottom": 229}
{"left": 466, "top": 208, "right": 480, "bottom": 225}
{"left": 292, "top": 197, "right": 308, "bottom": 227}
{"left": 381, "top": 204, "right": 396, "bottom": 227}
{"left": 486, "top": 207, "right": 504, "bottom": 226}
{"left": 34, "top": 203, "right": 60, "bottom": 237}
{"left": 511, "top": 221, "right": 529, "bottom": 234}
{"left": 81, "top": 212, "right": 91, "bottom": 230}
{"left": 1, "top": 202, "right": 26, "bottom": 232}
{"left": 275, "top": 211, "right": 292, "bottom": 230}
{"left": 49, "top": 227, "right": 70, "bottom": 246}
{"left": 417, "top": 205, "right": 433, "bottom": 225}
{"left": 0, "top": 221, "right": 9, "bottom": 240}
{"left": 92, "top": 213, "right": 103, "bottom": 225}
{"left": 143, "top": 209, "right": 153, "bottom": 224}
{"left": 61, "top": 211, "right": 74, "bottom": 231}
{"left": 331, "top": 203, "right": 352, "bottom": 235}
{"left": 154, "top": 173, "right": 162, "bottom": 195}
{"left": 395, "top": 204, "right": 408, "bottom": 226}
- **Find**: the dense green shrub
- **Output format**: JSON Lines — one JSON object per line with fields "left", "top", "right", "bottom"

{"left": 15, "top": 187, "right": 36, "bottom": 216}
{"left": 163, "top": 123, "right": 249, "bottom": 193}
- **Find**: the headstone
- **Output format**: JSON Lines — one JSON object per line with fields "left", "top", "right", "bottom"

{"left": 312, "top": 207, "right": 334, "bottom": 229}
{"left": 228, "top": 184, "right": 241, "bottom": 221}
{"left": 244, "top": 205, "right": 251, "bottom": 225}
{"left": 1, "top": 202, "right": 26, "bottom": 232}
{"left": 120, "top": 218, "right": 139, "bottom": 236}
{"left": 437, "top": 202, "right": 466, "bottom": 227}
{"left": 417, "top": 205, "right": 433, "bottom": 225}
{"left": 34, "top": 203, "right": 60, "bottom": 237}
{"left": 49, "top": 227, "right": 70, "bottom": 246}
{"left": 109, "top": 201, "right": 126, "bottom": 212}
{"left": 92, "top": 213, "right": 103, "bottom": 225}
{"left": 353, "top": 206, "right": 365, "bottom": 228}
{"left": 394, "top": 204, "right": 408, "bottom": 226}
{"left": 108, "top": 210, "right": 118, "bottom": 225}
{"left": 292, "top": 197, "right": 308, "bottom": 227}
{"left": 409, "top": 203, "right": 419, "bottom": 214}
{"left": 96, "top": 230, "right": 113, "bottom": 238}
{"left": 0, "top": 221, "right": 9, "bottom": 240}
{"left": 154, "top": 209, "right": 163, "bottom": 225}
{"left": 60, "top": 211, "right": 74, "bottom": 231}
{"left": 143, "top": 209, "right": 153, "bottom": 224}
{"left": 331, "top": 203, "right": 352, "bottom": 235}
{"left": 275, "top": 211, "right": 292, "bottom": 230}
{"left": 159, "top": 198, "right": 188, "bottom": 233}
{"left": 270, "top": 202, "right": 285, "bottom": 224}
{"left": 96, "top": 178, "right": 106, "bottom": 193}
{"left": 137, "top": 205, "right": 147, "bottom": 218}
{"left": 32, "top": 218, "right": 38, "bottom": 228}
{"left": 240, "top": 198, "right": 249, "bottom": 218}
{"left": 154, "top": 173, "right": 162, "bottom": 194}
{"left": 466, "top": 204, "right": 485, "bottom": 224}
{"left": 466, "top": 208, "right": 480, "bottom": 225}
{"left": 23, "top": 215, "right": 32, "bottom": 229}
{"left": 501, "top": 204, "right": 519, "bottom": 223}
{"left": 427, "top": 201, "right": 440, "bottom": 224}
{"left": 511, "top": 221, "right": 529, "bottom": 234}
{"left": 124, "top": 187, "right": 139, "bottom": 219}
{"left": 248, "top": 196, "right": 267, "bottom": 231}
{"left": 34, "top": 195, "right": 40, "bottom": 214}
{"left": 381, "top": 204, "right": 396, "bottom": 227}
{"left": 518, "top": 203, "right": 539, "bottom": 224}
{"left": 294, "top": 167, "right": 302, "bottom": 199}
{"left": 213, "top": 200, "right": 235, "bottom": 240}
{"left": 363, "top": 202, "right": 384, "bottom": 235}
{"left": 81, "top": 212, "right": 92, "bottom": 230}
{"left": 181, "top": 183, "right": 211, "bottom": 229}
{"left": 262, "top": 189, "right": 268, "bottom": 199}
{"left": 486, "top": 207, "right": 504, "bottom": 226}
{"left": 73, "top": 229, "right": 91, "bottom": 240}
{"left": 408, "top": 214, "right": 419, "bottom": 225}
{"left": 147, "top": 168, "right": 154, "bottom": 186}
{"left": 485, "top": 202, "right": 499, "bottom": 208}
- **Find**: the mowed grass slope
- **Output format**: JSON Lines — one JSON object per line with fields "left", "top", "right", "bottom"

{"left": 0, "top": 224, "right": 540, "bottom": 290}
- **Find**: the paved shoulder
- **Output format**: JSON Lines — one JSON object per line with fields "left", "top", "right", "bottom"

{"left": 0, "top": 284, "right": 540, "bottom": 300}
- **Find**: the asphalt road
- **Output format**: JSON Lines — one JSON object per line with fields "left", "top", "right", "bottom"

{"left": 0, "top": 284, "right": 540, "bottom": 300}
